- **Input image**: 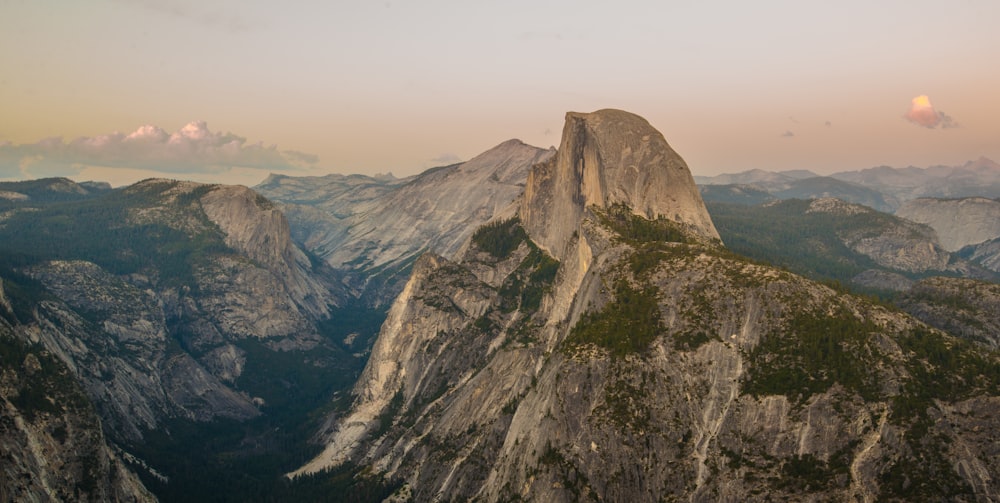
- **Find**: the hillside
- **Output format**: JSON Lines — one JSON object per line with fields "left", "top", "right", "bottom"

{"left": 0, "top": 178, "right": 378, "bottom": 500}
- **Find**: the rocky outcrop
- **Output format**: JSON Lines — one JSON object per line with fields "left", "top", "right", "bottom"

{"left": 521, "top": 109, "right": 719, "bottom": 261}
{"left": 200, "top": 185, "right": 336, "bottom": 319}
{"left": 0, "top": 179, "right": 349, "bottom": 443}
{"left": 295, "top": 110, "right": 1000, "bottom": 501}
{"left": 1, "top": 325, "right": 154, "bottom": 502}
{"left": 896, "top": 276, "right": 1000, "bottom": 349}
{"left": 807, "top": 198, "right": 951, "bottom": 273}
{"left": 896, "top": 197, "right": 1000, "bottom": 252}
{"left": 257, "top": 140, "right": 554, "bottom": 304}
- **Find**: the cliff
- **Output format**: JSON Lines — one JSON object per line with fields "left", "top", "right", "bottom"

{"left": 292, "top": 110, "right": 1000, "bottom": 501}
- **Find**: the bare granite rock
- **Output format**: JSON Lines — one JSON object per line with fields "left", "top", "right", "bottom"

{"left": 896, "top": 197, "right": 1000, "bottom": 252}
{"left": 295, "top": 110, "right": 1000, "bottom": 502}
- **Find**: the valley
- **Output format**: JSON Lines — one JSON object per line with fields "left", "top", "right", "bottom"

{"left": 1, "top": 110, "right": 999, "bottom": 502}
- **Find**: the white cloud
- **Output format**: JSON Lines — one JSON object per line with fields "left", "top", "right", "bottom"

{"left": 0, "top": 121, "right": 317, "bottom": 181}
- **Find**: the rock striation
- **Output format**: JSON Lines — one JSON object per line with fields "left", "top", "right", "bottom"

{"left": 896, "top": 197, "right": 1000, "bottom": 252}
{"left": 0, "top": 179, "right": 347, "bottom": 443}
{"left": 293, "top": 110, "right": 1000, "bottom": 501}
{"left": 1, "top": 324, "right": 154, "bottom": 502}
{"left": 257, "top": 139, "right": 554, "bottom": 304}
{"left": 521, "top": 109, "right": 719, "bottom": 261}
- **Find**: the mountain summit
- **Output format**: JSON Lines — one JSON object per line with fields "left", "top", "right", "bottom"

{"left": 523, "top": 109, "right": 719, "bottom": 260}
{"left": 290, "top": 109, "right": 1000, "bottom": 501}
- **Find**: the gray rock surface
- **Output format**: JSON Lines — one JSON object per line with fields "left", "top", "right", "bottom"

{"left": 294, "top": 110, "right": 1000, "bottom": 501}
{"left": 896, "top": 276, "right": 1000, "bottom": 349}
{"left": 896, "top": 197, "right": 1000, "bottom": 252}
{"left": 1, "top": 323, "right": 155, "bottom": 502}
{"left": 806, "top": 198, "right": 951, "bottom": 273}
{"left": 3, "top": 179, "right": 346, "bottom": 442}
{"left": 521, "top": 109, "right": 719, "bottom": 261}
{"left": 257, "top": 140, "right": 554, "bottom": 304}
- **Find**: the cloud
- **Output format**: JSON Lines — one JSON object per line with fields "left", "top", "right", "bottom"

{"left": 824, "top": 121, "right": 832, "bottom": 127}
{"left": 904, "top": 95, "right": 958, "bottom": 129}
{"left": 780, "top": 131, "right": 795, "bottom": 138}
{"left": 429, "top": 153, "right": 462, "bottom": 165}
{"left": 0, "top": 121, "right": 317, "bottom": 181}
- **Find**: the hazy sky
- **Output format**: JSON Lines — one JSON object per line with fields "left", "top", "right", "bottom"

{"left": 2, "top": 0, "right": 998, "bottom": 187}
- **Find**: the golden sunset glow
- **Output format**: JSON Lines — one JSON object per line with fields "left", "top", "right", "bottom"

{"left": 1, "top": 2, "right": 998, "bottom": 184}
{"left": 912, "top": 95, "right": 933, "bottom": 109}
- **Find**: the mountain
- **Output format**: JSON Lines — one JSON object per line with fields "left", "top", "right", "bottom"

{"left": 291, "top": 110, "right": 1000, "bottom": 502}
{"left": 706, "top": 197, "right": 997, "bottom": 292}
{"left": 256, "top": 140, "right": 555, "bottom": 305}
{"left": 699, "top": 184, "right": 777, "bottom": 206}
{"left": 832, "top": 157, "right": 1000, "bottom": 202}
{"left": 693, "top": 169, "right": 817, "bottom": 186}
{"left": 1, "top": 314, "right": 154, "bottom": 501}
{"left": 0, "top": 177, "right": 111, "bottom": 207}
{"left": 697, "top": 157, "right": 1000, "bottom": 211}
{"left": 896, "top": 197, "right": 1000, "bottom": 252}
{"left": 896, "top": 277, "right": 1000, "bottom": 349}
{"left": 0, "top": 178, "right": 380, "bottom": 499}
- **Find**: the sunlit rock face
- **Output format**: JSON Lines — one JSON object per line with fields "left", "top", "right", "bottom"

{"left": 257, "top": 139, "right": 555, "bottom": 305}
{"left": 293, "top": 110, "right": 1000, "bottom": 502}
{"left": 521, "top": 109, "right": 719, "bottom": 261}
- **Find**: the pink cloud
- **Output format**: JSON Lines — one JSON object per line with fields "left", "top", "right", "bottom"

{"left": 904, "top": 95, "right": 958, "bottom": 129}
{"left": 0, "top": 122, "right": 318, "bottom": 179}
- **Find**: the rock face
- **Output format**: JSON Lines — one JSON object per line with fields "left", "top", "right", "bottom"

{"left": 896, "top": 197, "right": 1000, "bottom": 252}
{"left": 294, "top": 110, "right": 1000, "bottom": 501}
{"left": 1, "top": 323, "right": 154, "bottom": 502}
{"left": 805, "top": 198, "right": 951, "bottom": 273}
{"left": 897, "top": 277, "right": 1000, "bottom": 349}
{"left": 257, "top": 140, "right": 554, "bottom": 304}
{"left": 0, "top": 179, "right": 347, "bottom": 443}
{"left": 521, "top": 109, "right": 719, "bottom": 261}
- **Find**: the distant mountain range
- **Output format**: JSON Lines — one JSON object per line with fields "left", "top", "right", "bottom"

{"left": 697, "top": 157, "right": 1000, "bottom": 211}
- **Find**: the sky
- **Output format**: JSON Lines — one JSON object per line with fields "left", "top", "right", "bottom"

{"left": 1, "top": 0, "right": 998, "bottom": 187}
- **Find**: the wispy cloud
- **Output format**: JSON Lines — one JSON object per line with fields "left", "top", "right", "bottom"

{"left": 904, "top": 95, "right": 958, "bottom": 129}
{"left": 0, "top": 121, "right": 317, "bottom": 180}
{"left": 780, "top": 130, "right": 795, "bottom": 138}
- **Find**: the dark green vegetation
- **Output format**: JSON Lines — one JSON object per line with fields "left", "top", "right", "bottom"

{"left": 742, "top": 305, "right": 882, "bottom": 405}
{"left": 707, "top": 199, "right": 906, "bottom": 287}
{"left": 598, "top": 202, "right": 691, "bottom": 245}
{"left": 497, "top": 245, "right": 559, "bottom": 315}
{"left": 472, "top": 216, "right": 529, "bottom": 260}
{"left": 0, "top": 331, "right": 93, "bottom": 421}
{"left": 562, "top": 204, "right": 698, "bottom": 357}
{"left": 564, "top": 279, "right": 663, "bottom": 357}
{"left": 0, "top": 177, "right": 110, "bottom": 209}
{"left": 0, "top": 179, "right": 397, "bottom": 502}
{"left": 0, "top": 181, "right": 229, "bottom": 288}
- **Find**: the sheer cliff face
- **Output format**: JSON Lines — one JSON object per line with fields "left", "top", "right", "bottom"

{"left": 522, "top": 109, "right": 719, "bottom": 261}
{"left": 296, "top": 110, "right": 1000, "bottom": 502}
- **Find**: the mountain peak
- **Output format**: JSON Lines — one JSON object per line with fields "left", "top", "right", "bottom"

{"left": 521, "top": 109, "right": 719, "bottom": 260}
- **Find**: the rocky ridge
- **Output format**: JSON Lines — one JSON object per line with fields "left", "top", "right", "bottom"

{"left": 292, "top": 109, "right": 1000, "bottom": 501}
{"left": 256, "top": 139, "right": 555, "bottom": 304}
{"left": 0, "top": 179, "right": 348, "bottom": 443}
